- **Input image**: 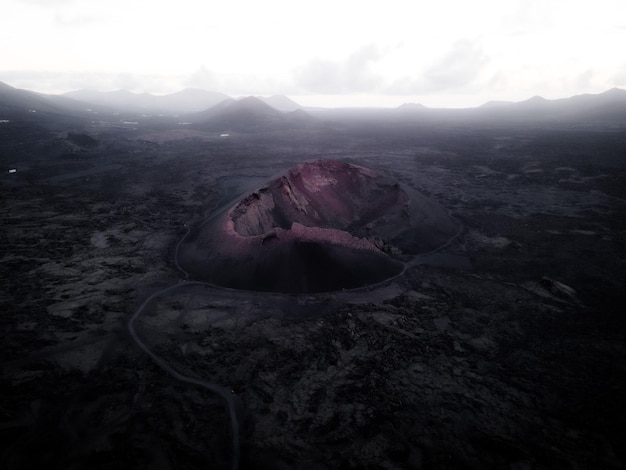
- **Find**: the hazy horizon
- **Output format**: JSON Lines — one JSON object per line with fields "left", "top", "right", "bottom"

{"left": 4, "top": 80, "right": 625, "bottom": 112}
{"left": 2, "top": 0, "right": 626, "bottom": 108}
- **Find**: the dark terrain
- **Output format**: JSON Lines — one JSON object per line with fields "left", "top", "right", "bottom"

{"left": 1, "top": 84, "right": 626, "bottom": 469}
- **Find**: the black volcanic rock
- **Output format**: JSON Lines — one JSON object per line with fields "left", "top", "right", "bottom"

{"left": 66, "top": 132, "right": 99, "bottom": 148}
{"left": 178, "top": 159, "right": 459, "bottom": 292}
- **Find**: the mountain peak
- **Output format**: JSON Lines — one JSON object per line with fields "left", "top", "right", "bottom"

{"left": 195, "top": 95, "right": 283, "bottom": 129}
{"left": 397, "top": 102, "right": 427, "bottom": 111}
{"left": 601, "top": 87, "right": 626, "bottom": 98}
{"left": 236, "top": 95, "right": 267, "bottom": 104}
{"left": 258, "top": 95, "right": 302, "bottom": 112}
{"left": 479, "top": 100, "right": 514, "bottom": 108}
{"left": 526, "top": 95, "right": 548, "bottom": 103}
{"left": 227, "top": 96, "right": 279, "bottom": 113}
{"left": 0, "top": 81, "right": 15, "bottom": 91}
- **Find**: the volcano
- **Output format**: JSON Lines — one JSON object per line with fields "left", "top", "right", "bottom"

{"left": 178, "top": 160, "right": 459, "bottom": 293}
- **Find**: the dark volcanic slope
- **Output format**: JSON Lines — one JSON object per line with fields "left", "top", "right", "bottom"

{"left": 179, "top": 160, "right": 458, "bottom": 293}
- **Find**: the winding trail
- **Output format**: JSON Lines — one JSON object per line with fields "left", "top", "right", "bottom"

{"left": 127, "top": 176, "right": 251, "bottom": 470}
{"left": 127, "top": 280, "right": 241, "bottom": 470}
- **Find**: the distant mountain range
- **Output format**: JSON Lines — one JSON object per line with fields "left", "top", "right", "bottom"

{"left": 1, "top": 80, "right": 626, "bottom": 126}
{"left": 0, "top": 81, "right": 94, "bottom": 119}
{"left": 391, "top": 88, "right": 626, "bottom": 123}
{"left": 0, "top": 82, "right": 305, "bottom": 117}
{"left": 61, "top": 88, "right": 303, "bottom": 114}
{"left": 491, "top": 88, "right": 626, "bottom": 121}
{"left": 62, "top": 88, "right": 231, "bottom": 114}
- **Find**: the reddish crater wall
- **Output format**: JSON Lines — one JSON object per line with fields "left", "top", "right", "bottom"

{"left": 178, "top": 160, "right": 458, "bottom": 293}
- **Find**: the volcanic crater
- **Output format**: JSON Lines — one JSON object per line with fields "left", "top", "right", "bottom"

{"left": 178, "top": 159, "right": 459, "bottom": 292}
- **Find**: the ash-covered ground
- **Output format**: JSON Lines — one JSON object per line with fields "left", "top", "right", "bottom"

{"left": 1, "top": 118, "right": 626, "bottom": 469}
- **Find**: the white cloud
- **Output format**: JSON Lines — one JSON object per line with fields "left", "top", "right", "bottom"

{"left": 1, "top": 0, "right": 625, "bottom": 106}
{"left": 422, "top": 40, "right": 489, "bottom": 90}
{"left": 385, "top": 40, "right": 489, "bottom": 94}
{"left": 293, "top": 45, "right": 383, "bottom": 94}
{"left": 113, "top": 72, "right": 142, "bottom": 91}
{"left": 184, "top": 66, "right": 219, "bottom": 90}
{"left": 613, "top": 64, "right": 626, "bottom": 87}
{"left": 576, "top": 70, "right": 594, "bottom": 90}
{"left": 18, "top": 0, "right": 75, "bottom": 5}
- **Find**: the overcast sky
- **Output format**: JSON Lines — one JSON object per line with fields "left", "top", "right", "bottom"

{"left": 1, "top": 0, "right": 625, "bottom": 107}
